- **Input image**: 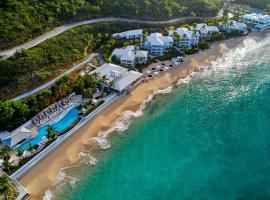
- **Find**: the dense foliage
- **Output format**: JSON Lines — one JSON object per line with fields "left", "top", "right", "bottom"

{"left": 0, "top": 22, "right": 172, "bottom": 100}
{"left": 0, "top": 73, "right": 99, "bottom": 131}
{"left": 0, "top": 175, "right": 16, "bottom": 199}
{"left": 235, "top": 0, "right": 270, "bottom": 10}
{"left": 0, "top": 0, "right": 223, "bottom": 50}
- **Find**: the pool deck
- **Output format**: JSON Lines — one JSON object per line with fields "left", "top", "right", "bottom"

{"left": 10, "top": 93, "right": 119, "bottom": 185}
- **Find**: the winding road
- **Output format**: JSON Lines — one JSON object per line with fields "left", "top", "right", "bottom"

{"left": 0, "top": 16, "right": 200, "bottom": 59}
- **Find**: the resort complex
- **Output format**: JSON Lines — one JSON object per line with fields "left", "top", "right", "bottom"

{"left": 219, "top": 20, "right": 248, "bottom": 33}
{"left": 169, "top": 27, "right": 200, "bottom": 49}
{"left": 0, "top": 8, "right": 270, "bottom": 199}
{"left": 143, "top": 33, "right": 173, "bottom": 56}
{"left": 195, "top": 23, "right": 220, "bottom": 39}
{"left": 0, "top": 94, "right": 82, "bottom": 148}
{"left": 111, "top": 45, "right": 148, "bottom": 67}
{"left": 112, "top": 29, "right": 143, "bottom": 40}
{"left": 240, "top": 13, "right": 270, "bottom": 30}
{"left": 90, "top": 63, "right": 143, "bottom": 92}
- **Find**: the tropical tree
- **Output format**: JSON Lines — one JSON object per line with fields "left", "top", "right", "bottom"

{"left": 107, "top": 81, "right": 115, "bottom": 89}
{"left": 101, "top": 75, "right": 110, "bottom": 85}
{"left": 0, "top": 147, "right": 10, "bottom": 160}
{"left": 92, "top": 72, "right": 101, "bottom": 82}
{"left": 173, "top": 32, "right": 181, "bottom": 45}
{"left": 46, "top": 125, "right": 56, "bottom": 139}
{"left": 28, "top": 143, "right": 34, "bottom": 152}
{"left": 2, "top": 160, "right": 12, "bottom": 174}
{"left": 16, "top": 148, "right": 24, "bottom": 158}
{"left": 0, "top": 175, "right": 14, "bottom": 199}
{"left": 192, "top": 22, "right": 197, "bottom": 31}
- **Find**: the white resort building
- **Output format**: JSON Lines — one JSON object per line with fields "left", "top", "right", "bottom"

{"left": 90, "top": 63, "right": 143, "bottom": 92}
{"left": 240, "top": 13, "right": 270, "bottom": 31}
{"left": 144, "top": 33, "right": 173, "bottom": 56}
{"left": 195, "top": 23, "right": 219, "bottom": 39}
{"left": 112, "top": 29, "right": 143, "bottom": 40}
{"left": 219, "top": 20, "right": 247, "bottom": 33}
{"left": 111, "top": 45, "right": 148, "bottom": 67}
{"left": 169, "top": 27, "right": 200, "bottom": 49}
{"left": 0, "top": 121, "right": 36, "bottom": 148}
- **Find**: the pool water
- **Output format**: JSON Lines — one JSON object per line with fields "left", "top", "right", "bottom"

{"left": 19, "top": 107, "right": 79, "bottom": 150}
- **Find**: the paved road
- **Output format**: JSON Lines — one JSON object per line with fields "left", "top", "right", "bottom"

{"left": 0, "top": 16, "right": 200, "bottom": 59}
{"left": 12, "top": 53, "right": 97, "bottom": 100}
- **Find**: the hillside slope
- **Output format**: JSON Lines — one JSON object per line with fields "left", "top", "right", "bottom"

{"left": 0, "top": 0, "right": 222, "bottom": 50}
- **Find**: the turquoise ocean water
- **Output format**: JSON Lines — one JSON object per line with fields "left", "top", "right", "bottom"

{"left": 48, "top": 34, "right": 270, "bottom": 200}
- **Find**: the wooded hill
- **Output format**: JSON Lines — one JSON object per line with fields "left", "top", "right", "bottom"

{"left": 0, "top": 0, "right": 222, "bottom": 50}
{"left": 235, "top": 0, "right": 270, "bottom": 10}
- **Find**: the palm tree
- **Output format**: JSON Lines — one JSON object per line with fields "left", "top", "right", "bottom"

{"left": 2, "top": 160, "right": 12, "bottom": 174}
{"left": 192, "top": 22, "right": 197, "bottom": 31}
{"left": 91, "top": 72, "right": 101, "bottom": 81}
{"left": 173, "top": 32, "right": 181, "bottom": 46}
{"left": 16, "top": 148, "right": 24, "bottom": 158}
{"left": 101, "top": 75, "right": 110, "bottom": 85}
{"left": 107, "top": 81, "right": 115, "bottom": 89}
{"left": 46, "top": 125, "right": 56, "bottom": 138}
{"left": 28, "top": 143, "right": 34, "bottom": 151}
{"left": 0, "top": 175, "right": 13, "bottom": 198}
{"left": 0, "top": 147, "right": 10, "bottom": 160}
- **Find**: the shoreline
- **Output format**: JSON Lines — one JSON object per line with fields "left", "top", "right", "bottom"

{"left": 18, "top": 31, "right": 268, "bottom": 200}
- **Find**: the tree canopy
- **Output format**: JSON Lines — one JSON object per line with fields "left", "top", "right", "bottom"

{"left": 0, "top": 0, "right": 223, "bottom": 50}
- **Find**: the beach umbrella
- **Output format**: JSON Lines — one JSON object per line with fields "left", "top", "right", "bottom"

{"left": 154, "top": 72, "right": 159, "bottom": 76}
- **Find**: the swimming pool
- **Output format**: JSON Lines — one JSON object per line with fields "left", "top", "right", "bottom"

{"left": 19, "top": 107, "right": 79, "bottom": 150}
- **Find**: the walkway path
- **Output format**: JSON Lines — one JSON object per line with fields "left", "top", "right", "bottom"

{"left": 10, "top": 93, "right": 119, "bottom": 180}
{"left": 12, "top": 53, "right": 97, "bottom": 100}
{"left": 0, "top": 16, "right": 200, "bottom": 59}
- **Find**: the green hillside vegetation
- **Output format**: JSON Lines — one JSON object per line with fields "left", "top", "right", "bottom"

{"left": 235, "top": 0, "right": 270, "bottom": 10}
{"left": 0, "top": 21, "right": 192, "bottom": 100}
{"left": 0, "top": 0, "right": 222, "bottom": 50}
{"left": 0, "top": 73, "right": 99, "bottom": 131}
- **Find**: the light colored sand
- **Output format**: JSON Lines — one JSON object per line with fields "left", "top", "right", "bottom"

{"left": 18, "top": 34, "right": 258, "bottom": 199}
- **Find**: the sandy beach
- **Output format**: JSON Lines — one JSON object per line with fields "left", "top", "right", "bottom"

{"left": 18, "top": 31, "right": 267, "bottom": 199}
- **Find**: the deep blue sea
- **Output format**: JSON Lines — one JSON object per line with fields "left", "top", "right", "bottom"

{"left": 49, "top": 34, "right": 270, "bottom": 200}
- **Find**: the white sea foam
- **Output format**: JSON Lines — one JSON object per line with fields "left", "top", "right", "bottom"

{"left": 43, "top": 191, "right": 53, "bottom": 200}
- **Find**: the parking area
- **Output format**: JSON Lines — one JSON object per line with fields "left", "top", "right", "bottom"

{"left": 143, "top": 60, "right": 180, "bottom": 79}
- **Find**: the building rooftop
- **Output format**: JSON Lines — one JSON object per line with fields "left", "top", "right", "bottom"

{"left": 220, "top": 20, "right": 247, "bottom": 30}
{"left": 241, "top": 13, "right": 270, "bottom": 21}
{"left": 169, "top": 27, "right": 199, "bottom": 39}
{"left": 112, "top": 45, "right": 148, "bottom": 61}
{"left": 146, "top": 33, "right": 173, "bottom": 46}
{"left": 90, "top": 63, "right": 143, "bottom": 91}
{"left": 196, "top": 23, "right": 219, "bottom": 33}
{"left": 113, "top": 29, "right": 143, "bottom": 38}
